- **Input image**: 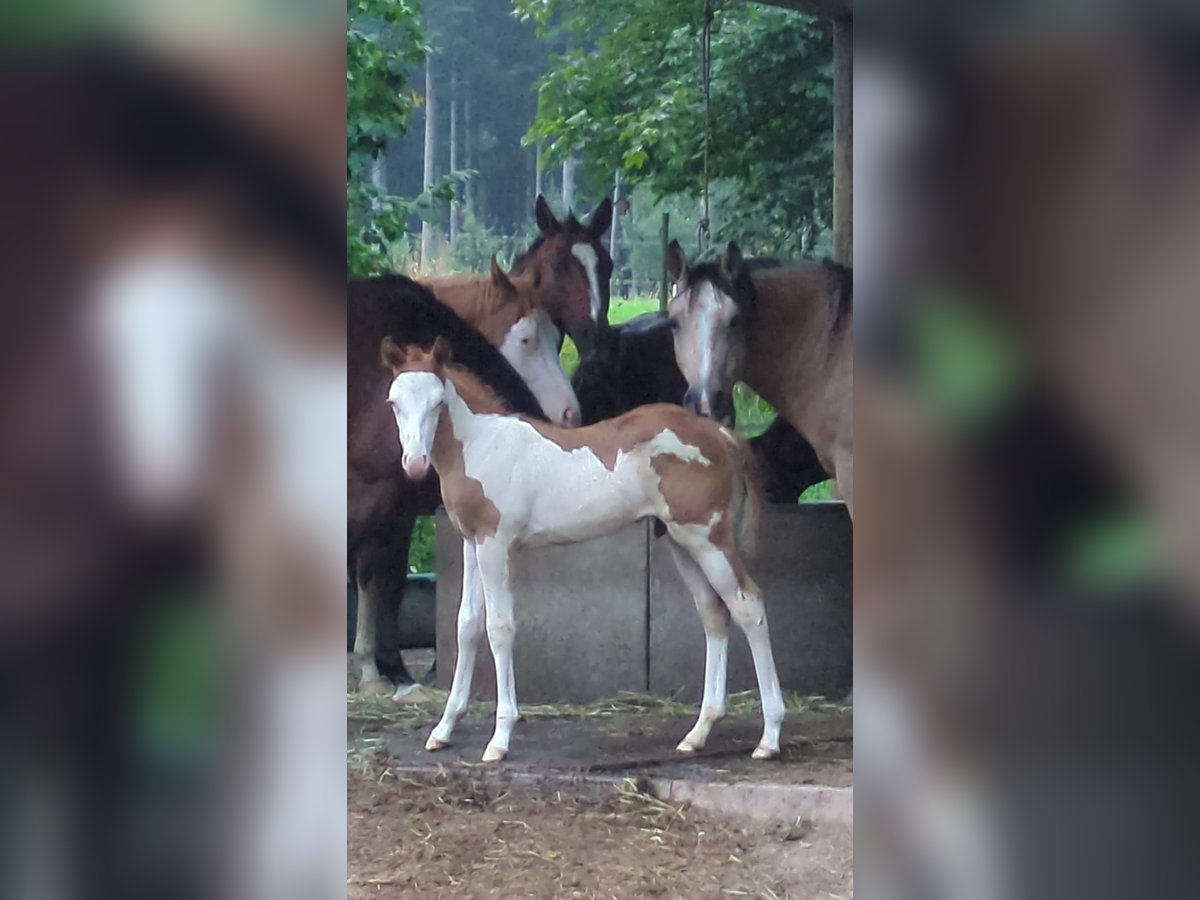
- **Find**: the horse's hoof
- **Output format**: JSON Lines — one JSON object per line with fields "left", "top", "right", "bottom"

{"left": 751, "top": 745, "right": 779, "bottom": 761}
{"left": 359, "top": 678, "right": 393, "bottom": 696}
{"left": 393, "top": 684, "right": 432, "bottom": 704}
{"left": 676, "top": 739, "right": 701, "bottom": 754}
{"left": 425, "top": 735, "right": 448, "bottom": 752}
{"left": 481, "top": 744, "right": 507, "bottom": 763}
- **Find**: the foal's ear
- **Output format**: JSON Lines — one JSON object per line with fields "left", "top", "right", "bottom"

{"left": 721, "top": 242, "right": 745, "bottom": 278}
{"left": 380, "top": 336, "right": 406, "bottom": 371}
{"left": 586, "top": 197, "right": 613, "bottom": 240}
{"left": 666, "top": 239, "right": 688, "bottom": 283}
{"left": 431, "top": 336, "right": 453, "bottom": 368}
{"left": 490, "top": 255, "right": 515, "bottom": 293}
{"left": 535, "top": 194, "right": 562, "bottom": 235}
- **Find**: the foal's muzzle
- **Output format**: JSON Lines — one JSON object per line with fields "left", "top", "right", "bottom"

{"left": 402, "top": 454, "right": 430, "bottom": 480}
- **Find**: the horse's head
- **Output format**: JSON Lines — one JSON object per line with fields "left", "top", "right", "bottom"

{"left": 512, "top": 194, "right": 614, "bottom": 348}
{"left": 381, "top": 337, "right": 452, "bottom": 481}
{"left": 487, "top": 256, "right": 581, "bottom": 428}
{"left": 666, "top": 240, "right": 755, "bottom": 428}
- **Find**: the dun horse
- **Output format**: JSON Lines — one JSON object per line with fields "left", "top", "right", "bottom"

{"left": 383, "top": 338, "right": 785, "bottom": 763}
{"left": 667, "top": 241, "right": 854, "bottom": 515}
{"left": 573, "top": 311, "right": 829, "bottom": 502}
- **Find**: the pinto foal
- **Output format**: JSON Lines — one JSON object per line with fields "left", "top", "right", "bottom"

{"left": 383, "top": 337, "right": 785, "bottom": 762}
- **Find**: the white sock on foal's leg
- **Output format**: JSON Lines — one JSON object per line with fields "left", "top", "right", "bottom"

{"left": 668, "top": 542, "right": 730, "bottom": 753}
{"left": 427, "top": 541, "right": 483, "bottom": 751}
{"left": 694, "top": 547, "right": 785, "bottom": 759}
{"left": 477, "top": 539, "right": 519, "bottom": 763}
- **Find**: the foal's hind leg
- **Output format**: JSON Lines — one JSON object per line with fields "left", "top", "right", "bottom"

{"left": 667, "top": 540, "right": 731, "bottom": 753}
{"left": 685, "top": 542, "right": 785, "bottom": 759}
{"left": 426, "top": 540, "right": 484, "bottom": 751}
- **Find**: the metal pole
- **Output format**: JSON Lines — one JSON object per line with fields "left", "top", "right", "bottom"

{"left": 660, "top": 211, "right": 670, "bottom": 311}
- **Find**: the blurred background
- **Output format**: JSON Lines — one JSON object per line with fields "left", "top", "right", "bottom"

{"left": 0, "top": 5, "right": 345, "bottom": 900}
{"left": 854, "top": 7, "right": 1200, "bottom": 899}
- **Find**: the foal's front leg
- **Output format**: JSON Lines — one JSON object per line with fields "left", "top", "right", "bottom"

{"left": 476, "top": 537, "right": 519, "bottom": 763}
{"left": 426, "top": 540, "right": 484, "bottom": 750}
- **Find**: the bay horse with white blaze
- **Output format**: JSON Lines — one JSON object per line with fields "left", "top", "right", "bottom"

{"left": 667, "top": 241, "right": 854, "bottom": 515}
{"left": 383, "top": 338, "right": 786, "bottom": 763}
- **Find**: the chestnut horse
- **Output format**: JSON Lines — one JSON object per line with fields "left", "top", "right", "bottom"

{"left": 348, "top": 276, "right": 551, "bottom": 694}
{"left": 423, "top": 257, "right": 580, "bottom": 427}
{"left": 383, "top": 338, "right": 785, "bottom": 763}
{"left": 667, "top": 241, "right": 854, "bottom": 516}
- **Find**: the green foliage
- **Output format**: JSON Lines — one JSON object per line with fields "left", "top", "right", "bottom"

{"left": 516, "top": 0, "right": 833, "bottom": 257}
{"left": 408, "top": 515, "right": 436, "bottom": 573}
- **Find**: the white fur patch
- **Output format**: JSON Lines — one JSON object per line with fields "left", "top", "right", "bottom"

{"left": 570, "top": 242, "right": 602, "bottom": 322}
{"left": 645, "top": 428, "right": 711, "bottom": 466}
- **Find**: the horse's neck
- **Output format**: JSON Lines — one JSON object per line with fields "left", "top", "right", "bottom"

{"left": 427, "top": 277, "right": 494, "bottom": 335}
{"left": 743, "top": 267, "right": 841, "bottom": 418}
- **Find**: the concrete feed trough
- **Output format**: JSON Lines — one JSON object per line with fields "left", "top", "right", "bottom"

{"left": 435, "top": 504, "right": 852, "bottom": 704}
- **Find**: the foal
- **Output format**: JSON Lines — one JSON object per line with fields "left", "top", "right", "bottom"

{"left": 383, "top": 338, "right": 785, "bottom": 763}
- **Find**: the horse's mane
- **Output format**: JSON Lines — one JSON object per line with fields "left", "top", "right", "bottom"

{"left": 349, "top": 275, "right": 548, "bottom": 421}
{"left": 822, "top": 260, "right": 853, "bottom": 336}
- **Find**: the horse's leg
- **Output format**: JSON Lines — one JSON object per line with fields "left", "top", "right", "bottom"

{"left": 476, "top": 537, "right": 519, "bottom": 763}
{"left": 667, "top": 540, "right": 731, "bottom": 753}
{"left": 686, "top": 542, "right": 785, "bottom": 759}
{"left": 350, "top": 545, "right": 387, "bottom": 694}
{"left": 376, "top": 515, "right": 420, "bottom": 696}
{"left": 426, "top": 540, "right": 483, "bottom": 751}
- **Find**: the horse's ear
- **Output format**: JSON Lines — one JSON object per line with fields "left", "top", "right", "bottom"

{"left": 380, "top": 336, "right": 406, "bottom": 371}
{"left": 666, "top": 239, "right": 688, "bottom": 283}
{"left": 490, "top": 255, "right": 515, "bottom": 293}
{"left": 721, "top": 242, "right": 745, "bottom": 278}
{"left": 432, "top": 336, "right": 453, "bottom": 368}
{"left": 586, "top": 197, "right": 613, "bottom": 239}
{"left": 535, "top": 194, "right": 561, "bottom": 235}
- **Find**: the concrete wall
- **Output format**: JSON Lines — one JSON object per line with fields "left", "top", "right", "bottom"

{"left": 435, "top": 505, "right": 852, "bottom": 704}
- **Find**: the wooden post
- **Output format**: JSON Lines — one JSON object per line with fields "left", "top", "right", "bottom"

{"left": 832, "top": 15, "right": 852, "bottom": 267}
{"left": 660, "top": 211, "right": 670, "bottom": 311}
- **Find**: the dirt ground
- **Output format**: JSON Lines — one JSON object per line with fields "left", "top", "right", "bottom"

{"left": 348, "top": 765, "right": 852, "bottom": 900}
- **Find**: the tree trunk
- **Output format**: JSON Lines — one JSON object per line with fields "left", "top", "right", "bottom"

{"left": 449, "top": 66, "right": 460, "bottom": 246}
{"left": 463, "top": 74, "right": 474, "bottom": 220}
{"left": 832, "top": 15, "right": 853, "bottom": 266}
{"left": 420, "top": 56, "right": 436, "bottom": 271}
{"left": 610, "top": 170, "right": 622, "bottom": 295}
{"left": 561, "top": 152, "right": 577, "bottom": 215}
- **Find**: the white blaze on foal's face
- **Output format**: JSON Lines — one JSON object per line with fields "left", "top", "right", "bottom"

{"left": 500, "top": 309, "right": 581, "bottom": 427}
{"left": 387, "top": 371, "right": 444, "bottom": 480}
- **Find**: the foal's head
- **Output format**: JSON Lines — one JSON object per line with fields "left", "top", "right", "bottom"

{"left": 511, "top": 195, "right": 614, "bottom": 346}
{"left": 666, "top": 240, "right": 754, "bottom": 427}
{"left": 381, "top": 338, "right": 453, "bottom": 481}
{"left": 486, "top": 256, "right": 580, "bottom": 427}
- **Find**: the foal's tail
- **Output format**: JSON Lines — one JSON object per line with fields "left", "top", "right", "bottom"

{"left": 729, "top": 433, "right": 764, "bottom": 558}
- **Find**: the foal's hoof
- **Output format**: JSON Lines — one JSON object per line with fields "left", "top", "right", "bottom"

{"left": 481, "top": 744, "right": 507, "bottom": 763}
{"left": 676, "top": 739, "right": 701, "bottom": 754}
{"left": 424, "top": 735, "right": 448, "bottom": 752}
{"left": 751, "top": 744, "right": 780, "bottom": 761}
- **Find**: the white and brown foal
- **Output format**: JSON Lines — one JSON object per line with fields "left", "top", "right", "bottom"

{"left": 382, "top": 337, "right": 785, "bottom": 763}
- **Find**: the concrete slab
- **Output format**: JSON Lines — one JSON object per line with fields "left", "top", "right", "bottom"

{"left": 435, "top": 512, "right": 650, "bottom": 703}
{"left": 649, "top": 503, "right": 853, "bottom": 701}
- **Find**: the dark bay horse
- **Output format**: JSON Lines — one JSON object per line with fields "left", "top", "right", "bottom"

{"left": 667, "top": 241, "right": 854, "bottom": 514}
{"left": 511, "top": 195, "right": 614, "bottom": 346}
{"left": 573, "top": 311, "right": 829, "bottom": 503}
{"left": 348, "top": 275, "right": 549, "bottom": 694}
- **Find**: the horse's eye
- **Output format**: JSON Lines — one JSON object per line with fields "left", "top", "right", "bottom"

{"left": 521, "top": 337, "right": 532, "bottom": 345}
{"left": 669, "top": 319, "right": 680, "bottom": 332}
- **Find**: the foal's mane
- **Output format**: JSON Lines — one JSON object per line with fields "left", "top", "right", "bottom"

{"left": 349, "top": 275, "right": 548, "bottom": 421}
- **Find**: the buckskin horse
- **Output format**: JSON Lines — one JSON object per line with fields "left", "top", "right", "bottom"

{"left": 667, "top": 241, "right": 854, "bottom": 515}
{"left": 572, "top": 310, "right": 829, "bottom": 503}
{"left": 384, "top": 338, "right": 785, "bottom": 763}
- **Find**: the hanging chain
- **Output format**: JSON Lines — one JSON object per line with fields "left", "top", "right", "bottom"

{"left": 697, "top": 0, "right": 714, "bottom": 258}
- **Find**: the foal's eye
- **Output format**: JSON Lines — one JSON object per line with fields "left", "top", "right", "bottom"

{"left": 521, "top": 337, "right": 532, "bottom": 346}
